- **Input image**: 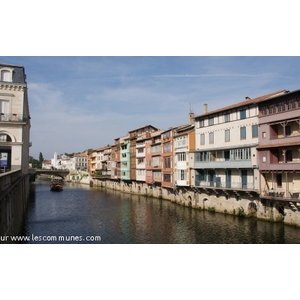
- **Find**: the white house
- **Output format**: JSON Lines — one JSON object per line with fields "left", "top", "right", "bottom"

{"left": 192, "top": 99, "right": 260, "bottom": 191}
{"left": 174, "top": 123, "right": 195, "bottom": 187}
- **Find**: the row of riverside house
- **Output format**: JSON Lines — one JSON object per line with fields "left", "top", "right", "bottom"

{"left": 87, "top": 89, "right": 300, "bottom": 223}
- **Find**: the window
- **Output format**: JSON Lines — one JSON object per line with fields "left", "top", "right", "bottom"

{"left": 229, "top": 148, "right": 251, "bottom": 160}
{"left": 262, "top": 131, "right": 266, "bottom": 139}
{"left": 163, "top": 142, "right": 171, "bottom": 153}
{"left": 278, "top": 102, "right": 286, "bottom": 113}
{"left": 286, "top": 126, "right": 291, "bottom": 136}
{"left": 240, "top": 126, "right": 246, "bottom": 140}
{"left": 163, "top": 174, "right": 171, "bottom": 182}
{"left": 151, "top": 156, "right": 160, "bottom": 167}
{"left": 198, "top": 120, "right": 205, "bottom": 128}
{"left": 194, "top": 152, "right": 201, "bottom": 162}
{"left": 269, "top": 105, "right": 276, "bottom": 114}
{"left": 175, "top": 136, "right": 187, "bottom": 148}
{"left": 225, "top": 129, "right": 230, "bottom": 142}
{"left": 276, "top": 174, "right": 282, "bottom": 188}
{"left": 162, "top": 132, "right": 170, "bottom": 140}
{"left": 209, "top": 132, "right": 214, "bottom": 144}
{"left": 200, "top": 133, "right": 205, "bottom": 145}
{"left": 224, "top": 150, "right": 230, "bottom": 160}
{"left": 0, "top": 100, "right": 10, "bottom": 115}
{"left": 0, "top": 70, "right": 12, "bottom": 82}
{"left": 0, "top": 134, "right": 11, "bottom": 142}
{"left": 252, "top": 124, "right": 258, "bottom": 138}
{"left": 288, "top": 100, "right": 296, "bottom": 110}
{"left": 151, "top": 145, "right": 161, "bottom": 154}
{"left": 163, "top": 157, "right": 171, "bottom": 168}
{"left": 286, "top": 150, "right": 293, "bottom": 162}
{"left": 153, "top": 171, "right": 161, "bottom": 180}
{"left": 208, "top": 117, "right": 214, "bottom": 126}
{"left": 239, "top": 109, "right": 246, "bottom": 119}
{"left": 224, "top": 113, "right": 230, "bottom": 123}
{"left": 137, "top": 158, "right": 144, "bottom": 164}
{"left": 180, "top": 170, "right": 185, "bottom": 180}
{"left": 177, "top": 152, "right": 186, "bottom": 161}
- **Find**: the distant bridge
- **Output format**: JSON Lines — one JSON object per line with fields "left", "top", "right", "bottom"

{"left": 29, "top": 169, "right": 70, "bottom": 179}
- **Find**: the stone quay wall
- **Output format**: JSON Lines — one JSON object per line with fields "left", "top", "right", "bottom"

{"left": 91, "top": 178, "right": 300, "bottom": 227}
{"left": 0, "top": 170, "right": 30, "bottom": 238}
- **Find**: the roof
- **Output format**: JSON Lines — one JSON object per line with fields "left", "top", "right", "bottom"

{"left": 195, "top": 90, "right": 288, "bottom": 119}
{"left": 0, "top": 63, "right": 27, "bottom": 84}
{"left": 128, "top": 124, "right": 159, "bottom": 133}
{"left": 258, "top": 88, "right": 300, "bottom": 105}
{"left": 174, "top": 124, "right": 195, "bottom": 137}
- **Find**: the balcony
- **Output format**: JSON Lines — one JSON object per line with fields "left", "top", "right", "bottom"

{"left": 260, "top": 148, "right": 300, "bottom": 171}
{"left": 259, "top": 119, "right": 300, "bottom": 148}
{"left": 260, "top": 162, "right": 300, "bottom": 171}
{"left": 194, "top": 159, "right": 253, "bottom": 169}
{"left": 195, "top": 180, "right": 256, "bottom": 191}
{"left": 0, "top": 113, "right": 27, "bottom": 123}
{"left": 261, "top": 190, "right": 300, "bottom": 202}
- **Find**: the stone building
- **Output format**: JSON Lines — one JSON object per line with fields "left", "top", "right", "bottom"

{"left": 0, "top": 63, "right": 31, "bottom": 174}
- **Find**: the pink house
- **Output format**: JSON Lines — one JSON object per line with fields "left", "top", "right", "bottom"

{"left": 257, "top": 89, "right": 300, "bottom": 200}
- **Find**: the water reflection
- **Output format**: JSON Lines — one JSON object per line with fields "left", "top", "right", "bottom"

{"left": 23, "top": 181, "right": 300, "bottom": 244}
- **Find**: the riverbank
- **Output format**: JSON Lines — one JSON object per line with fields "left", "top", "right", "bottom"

{"left": 91, "top": 178, "right": 300, "bottom": 227}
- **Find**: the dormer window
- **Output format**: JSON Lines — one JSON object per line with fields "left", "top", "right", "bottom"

{"left": 0, "top": 68, "right": 13, "bottom": 82}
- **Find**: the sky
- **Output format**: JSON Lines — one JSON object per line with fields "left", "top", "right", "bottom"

{"left": 1, "top": 56, "right": 300, "bottom": 159}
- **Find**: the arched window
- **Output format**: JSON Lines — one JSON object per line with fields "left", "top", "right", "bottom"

{"left": 0, "top": 69, "right": 12, "bottom": 82}
{"left": 0, "top": 133, "right": 12, "bottom": 142}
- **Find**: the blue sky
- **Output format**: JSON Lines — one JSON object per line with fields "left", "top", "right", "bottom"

{"left": 1, "top": 56, "right": 300, "bottom": 159}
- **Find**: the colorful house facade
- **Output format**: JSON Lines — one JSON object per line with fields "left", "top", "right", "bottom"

{"left": 257, "top": 89, "right": 300, "bottom": 200}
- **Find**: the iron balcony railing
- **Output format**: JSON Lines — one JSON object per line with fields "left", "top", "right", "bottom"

{"left": 0, "top": 113, "right": 28, "bottom": 122}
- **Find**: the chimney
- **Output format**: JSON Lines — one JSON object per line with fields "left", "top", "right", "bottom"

{"left": 189, "top": 112, "right": 195, "bottom": 124}
{"left": 203, "top": 103, "right": 208, "bottom": 114}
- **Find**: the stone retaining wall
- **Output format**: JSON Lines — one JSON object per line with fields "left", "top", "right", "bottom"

{"left": 92, "top": 178, "right": 300, "bottom": 227}
{"left": 0, "top": 170, "right": 30, "bottom": 238}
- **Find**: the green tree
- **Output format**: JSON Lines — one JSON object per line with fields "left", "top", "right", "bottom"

{"left": 38, "top": 152, "right": 44, "bottom": 168}
{"left": 29, "top": 156, "right": 40, "bottom": 168}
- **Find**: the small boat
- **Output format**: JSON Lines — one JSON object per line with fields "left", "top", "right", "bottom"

{"left": 50, "top": 178, "right": 64, "bottom": 192}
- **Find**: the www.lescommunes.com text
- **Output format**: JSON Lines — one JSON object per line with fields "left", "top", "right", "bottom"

{"left": 1, "top": 234, "right": 101, "bottom": 242}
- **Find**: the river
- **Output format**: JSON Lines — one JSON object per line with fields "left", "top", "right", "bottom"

{"left": 22, "top": 180, "right": 300, "bottom": 243}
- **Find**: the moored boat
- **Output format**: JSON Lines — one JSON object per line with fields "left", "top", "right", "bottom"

{"left": 50, "top": 178, "right": 64, "bottom": 192}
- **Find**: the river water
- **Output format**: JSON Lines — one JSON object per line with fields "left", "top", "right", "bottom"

{"left": 22, "top": 181, "right": 300, "bottom": 243}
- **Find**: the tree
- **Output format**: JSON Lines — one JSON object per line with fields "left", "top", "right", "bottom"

{"left": 38, "top": 152, "right": 44, "bottom": 168}
{"left": 29, "top": 156, "right": 40, "bottom": 168}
